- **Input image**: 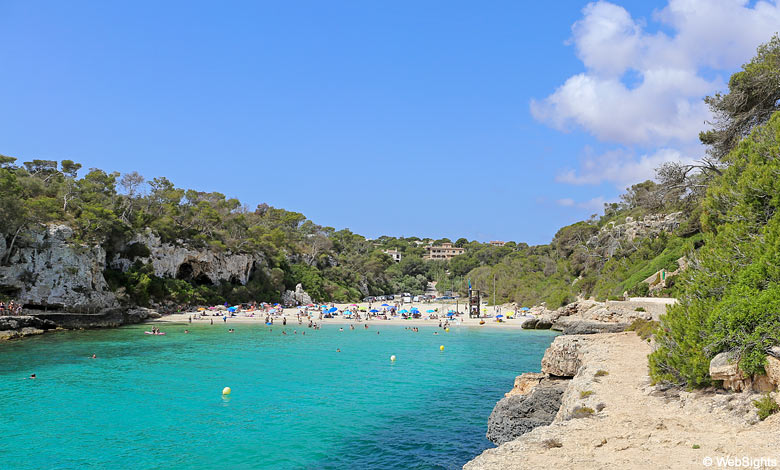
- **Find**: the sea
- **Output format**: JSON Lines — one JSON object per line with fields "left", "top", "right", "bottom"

{"left": 0, "top": 322, "right": 557, "bottom": 470}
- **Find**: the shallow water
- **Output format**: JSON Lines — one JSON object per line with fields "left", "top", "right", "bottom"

{"left": 0, "top": 322, "right": 556, "bottom": 470}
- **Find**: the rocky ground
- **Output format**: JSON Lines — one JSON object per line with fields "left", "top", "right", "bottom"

{"left": 466, "top": 332, "right": 780, "bottom": 470}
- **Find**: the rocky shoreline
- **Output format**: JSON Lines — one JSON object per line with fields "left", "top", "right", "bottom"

{"left": 465, "top": 331, "right": 780, "bottom": 469}
{"left": 0, "top": 307, "right": 159, "bottom": 340}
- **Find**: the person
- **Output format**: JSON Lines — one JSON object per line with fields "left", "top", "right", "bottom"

{"left": 29, "top": 373, "right": 36, "bottom": 379}
{"left": 336, "top": 348, "right": 341, "bottom": 352}
{"left": 91, "top": 354, "right": 97, "bottom": 359}
{"left": 184, "top": 329, "right": 189, "bottom": 334}
{"left": 339, "top": 327, "right": 344, "bottom": 332}
{"left": 223, "top": 315, "right": 227, "bottom": 323}
{"left": 210, "top": 318, "right": 213, "bottom": 325}
{"left": 283, "top": 317, "right": 287, "bottom": 326}
{"left": 188, "top": 315, "right": 192, "bottom": 323}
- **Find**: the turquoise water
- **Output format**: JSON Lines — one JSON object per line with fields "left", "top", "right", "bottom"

{"left": 0, "top": 323, "right": 556, "bottom": 470}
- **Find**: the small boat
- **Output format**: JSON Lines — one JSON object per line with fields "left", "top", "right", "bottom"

{"left": 144, "top": 331, "right": 166, "bottom": 335}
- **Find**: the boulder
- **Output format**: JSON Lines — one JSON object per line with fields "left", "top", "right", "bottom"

{"left": 541, "top": 336, "right": 584, "bottom": 377}
{"left": 534, "top": 316, "right": 554, "bottom": 329}
{"left": 505, "top": 372, "right": 546, "bottom": 397}
{"left": 765, "top": 355, "right": 780, "bottom": 389}
{"left": 710, "top": 351, "right": 752, "bottom": 392}
{"left": 520, "top": 317, "right": 538, "bottom": 329}
{"left": 282, "top": 283, "right": 313, "bottom": 306}
{"left": 486, "top": 381, "right": 567, "bottom": 445}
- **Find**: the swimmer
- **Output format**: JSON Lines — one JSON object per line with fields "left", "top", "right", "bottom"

{"left": 336, "top": 348, "right": 341, "bottom": 352}
{"left": 294, "top": 330, "right": 297, "bottom": 334}
{"left": 228, "top": 328, "right": 234, "bottom": 333}
{"left": 434, "top": 332, "right": 438, "bottom": 335}
{"left": 282, "top": 331, "right": 287, "bottom": 335}
{"left": 339, "top": 327, "right": 344, "bottom": 332}
{"left": 91, "top": 354, "right": 97, "bottom": 359}
{"left": 376, "top": 331, "right": 380, "bottom": 335}
{"left": 184, "top": 329, "right": 189, "bottom": 334}
{"left": 29, "top": 373, "right": 36, "bottom": 379}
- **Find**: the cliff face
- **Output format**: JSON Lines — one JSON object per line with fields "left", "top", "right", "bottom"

{"left": 0, "top": 225, "right": 268, "bottom": 312}
{"left": 0, "top": 225, "right": 118, "bottom": 309}
{"left": 111, "top": 231, "right": 262, "bottom": 286}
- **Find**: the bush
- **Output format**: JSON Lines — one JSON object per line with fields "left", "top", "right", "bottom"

{"left": 594, "top": 370, "right": 609, "bottom": 377}
{"left": 579, "top": 390, "right": 594, "bottom": 398}
{"left": 753, "top": 394, "right": 779, "bottom": 421}
{"left": 570, "top": 406, "right": 595, "bottom": 419}
{"left": 542, "top": 439, "right": 563, "bottom": 449}
{"left": 634, "top": 307, "right": 646, "bottom": 312}
{"left": 627, "top": 319, "right": 658, "bottom": 341}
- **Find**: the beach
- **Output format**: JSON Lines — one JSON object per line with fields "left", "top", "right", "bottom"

{"left": 157, "top": 300, "right": 532, "bottom": 329}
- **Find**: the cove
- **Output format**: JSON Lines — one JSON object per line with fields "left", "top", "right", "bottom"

{"left": 0, "top": 324, "right": 557, "bottom": 470}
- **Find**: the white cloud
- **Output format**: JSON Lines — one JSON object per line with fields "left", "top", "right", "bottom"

{"left": 556, "top": 147, "right": 697, "bottom": 189}
{"left": 556, "top": 196, "right": 610, "bottom": 211}
{"left": 531, "top": 0, "right": 780, "bottom": 146}
{"left": 557, "top": 198, "right": 576, "bottom": 207}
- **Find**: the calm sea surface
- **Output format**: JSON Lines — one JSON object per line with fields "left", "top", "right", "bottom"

{"left": 0, "top": 322, "right": 556, "bottom": 470}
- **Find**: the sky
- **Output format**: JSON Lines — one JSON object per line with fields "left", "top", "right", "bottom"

{"left": 1, "top": 1, "right": 779, "bottom": 245}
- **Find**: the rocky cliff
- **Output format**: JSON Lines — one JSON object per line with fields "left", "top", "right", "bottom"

{"left": 0, "top": 225, "right": 118, "bottom": 309}
{"left": 111, "top": 230, "right": 262, "bottom": 286}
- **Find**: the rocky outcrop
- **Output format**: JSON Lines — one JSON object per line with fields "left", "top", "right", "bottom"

{"left": 0, "top": 225, "right": 117, "bottom": 309}
{"left": 553, "top": 318, "right": 629, "bottom": 335}
{"left": 709, "top": 351, "right": 778, "bottom": 393}
{"left": 113, "top": 231, "right": 261, "bottom": 286}
{"left": 0, "top": 315, "right": 57, "bottom": 340}
{"left": 486, "top": 381, "right": 568, "bottom": 445}
{"left": 541, "top": 335, "right": 585, "bottom": 377}
{"left": 281, "top": 283, "right": 313, "bottom": 306}
{"left": 597, "top": 212, "right": 683, "bottom": 243}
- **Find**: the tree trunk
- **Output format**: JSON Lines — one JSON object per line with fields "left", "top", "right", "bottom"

{"left": 3, "top": 226, "right": 23, "bottom": 265}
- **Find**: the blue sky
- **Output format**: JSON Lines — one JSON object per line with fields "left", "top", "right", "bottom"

{"left": 1, "top": 1, "right": 777, "bottom": 244}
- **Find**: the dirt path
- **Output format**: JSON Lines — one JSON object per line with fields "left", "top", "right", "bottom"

{"left": 465, "top": 333, "right": 780, "bottom": 469}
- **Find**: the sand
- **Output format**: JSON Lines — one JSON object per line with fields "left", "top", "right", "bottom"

{"left": 155, "top": 300, "right": 531, "bottom": 329}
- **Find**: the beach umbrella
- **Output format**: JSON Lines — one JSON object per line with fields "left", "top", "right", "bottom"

{"left": 350, "top": 304, "right": 358, "bottom": 306}
{"left": 327, "top": 307, "right": 338, "bottom": 313}
{"left": 399, "top": 309, "right": 409, "bottom": 314}
{"left": 426, "top": 309, "right": 435, "bottom": 313}
{"left": 306, "top": 303, "right": 315, "bottom": 307}
{"left": 369, "top": 309, "right": 379, "bottom": 313}
{"left": 381, "top": 304, "right": 391, "bottom": 307}
{"left": 520, "top": 307, "right": 530, "bottom": 311}
{"left": 359, "top": 306, "right": 367, "bottom": 311}
{"left": 227, "top": 306, "right": 237, "bottom": 312}
{"left": 496, "top": 314, "right": 503, "bottom": 318}
{"left": 446, "top": 312, "right": 456, "bottom": 317}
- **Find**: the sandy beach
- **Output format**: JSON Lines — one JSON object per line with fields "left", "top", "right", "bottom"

{"left": 156, "top": 300, "right": 533, "bottom": 329}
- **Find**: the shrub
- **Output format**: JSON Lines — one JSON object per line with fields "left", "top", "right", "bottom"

{"left": 594, "top": 370, "right": 609, "bottom": 377}
{"left": 570, "top": 406, "right": 595, "bottom": 419}
{"left": 579, "top": 390, "right": 594, "bottom": 398}
{"left": 541, "top": 438, "right": 563, "bottom": 449}
{"left": 634, "top": 307, "right": 646, "bottom": 312}
{"left": 627, "top": 319, "right": 659, "bottom": 341}
{"left": 753, "top": 394, "right": 779, "bottom": 421}
{"left": 692, "top": 444, "right": 701, "bottom": 449}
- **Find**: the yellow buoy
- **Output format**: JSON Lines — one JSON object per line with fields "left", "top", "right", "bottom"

{"left": 440, "top": 345, "right": 445, "bottom": 351}
{"left": 445, "top": 328, "right": 450, "bottom": 332}
{"left": 222, "top": 386, "right": 232, "bottom": 395}
{"left": 390, "top": 355, "right": 396, "bottom": 362}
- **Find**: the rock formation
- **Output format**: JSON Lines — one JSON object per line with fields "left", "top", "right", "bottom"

{"left": 486, "top": 381, "right": 568, "bottom": 445}
{"left": 0, "top": 225, "right": 117, "bottom": 309}
{"left": 281, "top": 283, "right": 313, "bottom": 306}
{"left": 112, "top": 230, "right": 261, "bottom": 286}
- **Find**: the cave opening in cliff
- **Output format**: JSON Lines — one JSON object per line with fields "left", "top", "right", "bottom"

{"left": 175, "top": 262, "right": 211, "bottom": 285}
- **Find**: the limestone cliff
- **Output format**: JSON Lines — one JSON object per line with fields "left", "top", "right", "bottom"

{"left": 111, "top": 230, "right": 262, "bottom": 286}
{"left": 0, "top": 225, "right": 117, "bottom": 309}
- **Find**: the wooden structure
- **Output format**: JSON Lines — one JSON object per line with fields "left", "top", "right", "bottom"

{"left": 468, "top": 288, "right": 481, "bottom": 318}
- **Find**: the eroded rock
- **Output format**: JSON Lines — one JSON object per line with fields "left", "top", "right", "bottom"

{"left": 541, "top": 336, "right": 585, "bottom": 377}
{"left": 486, "top": 381, "right": 568, "bottom": 445}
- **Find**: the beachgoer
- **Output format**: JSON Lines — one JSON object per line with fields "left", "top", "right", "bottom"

{"left": 29, "top": 373, "right": 36, "bottom": 379}
{"left": 210, "top": 318, "right": 214, "bottom": 325}
{"left": 336, "top": 348, "right": 341, "bottom": 352}
{"left": 188, "top": 315, "right": 192, "bottom": 323}
{"left": 283, "top": 317, "right": 287, "bottom": 326}
{"left": 184, "top": 329, "right": 189, "bottom": 334}
{"left": 91, "top": 354, "right": 97, "bottom": 359}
